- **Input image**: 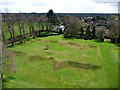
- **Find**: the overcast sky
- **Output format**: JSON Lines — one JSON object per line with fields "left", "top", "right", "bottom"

{"left": 0, "top": 0, "right": 119, "bottom": 13}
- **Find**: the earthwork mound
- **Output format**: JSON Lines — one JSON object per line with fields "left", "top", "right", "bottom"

{"left": 13, "top": 51, "right": 27, "bottom": 56}
{"left": 41, "top": 40, "right": 97, "bottom": 49}
{"left": 49, "top": 58, "right": 101, "bottom": 70}
{"left": 27, "top": 55, "right": 47, "bottom": 63}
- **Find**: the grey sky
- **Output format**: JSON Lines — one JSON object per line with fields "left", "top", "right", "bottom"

{"left": 0, "top": 0, "right": 119, "bottom": 13}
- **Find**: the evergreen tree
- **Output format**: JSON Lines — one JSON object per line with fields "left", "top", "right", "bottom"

{"left": 47, "top": 9, "right": 58, "bottom": 25}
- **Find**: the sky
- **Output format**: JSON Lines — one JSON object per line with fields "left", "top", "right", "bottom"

{"left": 0, "top": 0, "right": 119, "bottom": 13}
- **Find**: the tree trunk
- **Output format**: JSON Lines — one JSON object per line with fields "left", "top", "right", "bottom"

{"left": 8, "top": 24, "right": 14, "bottom": 46}
{"left": 1, "top": 28, "right": 6, "bottom": 43}
{"left": 19, "top": 26, "right": 23, "bottom": 44}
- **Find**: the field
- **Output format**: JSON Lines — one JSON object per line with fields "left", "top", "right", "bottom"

{"left": 3, "top": 35, "right": 118, "bottom": 88}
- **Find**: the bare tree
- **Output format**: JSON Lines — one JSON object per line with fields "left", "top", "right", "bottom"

{"left": 17, "top": 13, "right": 26, "bottom": 44}
{"left": 6, "top": 13, "right": 15, "bottom": 46}
{"left": 1, "top": 14, "right": 10, "bottom": 44}
{"left": 27, "top": 14, "right": 36, "bottom": 38}
{"left": 96, "top": 26, "right": 107, "bottom": 42}
{"left": 40, "top": 15, "right": 48, "bottom": 31}
{"left": 1, "top": 27, "right": 6, "bottom": 43}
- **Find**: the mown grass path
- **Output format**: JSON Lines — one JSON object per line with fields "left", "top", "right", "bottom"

{"left": 98, "top": 44, "right": 118, "bottom": 87}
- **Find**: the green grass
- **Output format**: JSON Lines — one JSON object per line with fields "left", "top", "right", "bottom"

{"left": 3, "top": 35, "right": 118, "bottom": 88}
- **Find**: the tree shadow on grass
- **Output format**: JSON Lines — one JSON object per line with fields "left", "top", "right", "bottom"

{"left": 39, "top": 33, "right": 60, "bottom": 37}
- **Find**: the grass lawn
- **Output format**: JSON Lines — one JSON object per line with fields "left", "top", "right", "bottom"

{"left": 3, "top": 35, "right": 118, "bottom": 88}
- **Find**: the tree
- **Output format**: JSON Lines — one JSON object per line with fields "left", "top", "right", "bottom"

{"left": 17, "top": 13, "right": 26, "bottom": 44}
{"left": 6, "top": 13, "right": 15, "bottom": 46}
{"left": 47, "top": 9, "right": 58, "bottom": 25}
{"left": 95, "top": 26, "right": 107, "bottom": 42}
{"left": 40, "top": 15, "right": 49, "bottom": 31}
{"left": 91, "top": 26, "right": 96, "bottom": 39}
{"left": 106, "top": 15, "right": 119, "bottom": 43}
{"left": 84, "top": 25, "right": 91, "bottom": 40}
{"left": 62, "top": 16, "right": 82, "bottom": 38}
{"left": 27, "top": 14, "right": 36, "bottom": 38}
{"left": 36, "top": 15, "right": 49, "bottom": 36}
{"left": 80, "top": 27, "right": 84, "bottom": 38}
{"left": 1, "top": 23, "right": 7, "bottom": 43}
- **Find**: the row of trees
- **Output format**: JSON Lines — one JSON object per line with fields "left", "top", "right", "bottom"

{"left": 2, "top": 10, "right": 58, "bottom": 46}
{"left": 60, "top": 15, "right": 119, "bottom": 43}
{"left": 1, "top": 9, "right": 119, "bottom": 46}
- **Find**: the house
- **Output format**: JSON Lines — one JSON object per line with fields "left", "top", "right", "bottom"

{"left": 54, "top": 24, "right": 65, "bottom": 33}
